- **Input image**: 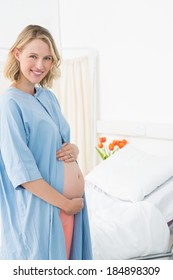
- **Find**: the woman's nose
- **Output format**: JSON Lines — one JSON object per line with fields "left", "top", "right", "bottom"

{"left": 35, "top": 59, "right": 44, "bottom": 70}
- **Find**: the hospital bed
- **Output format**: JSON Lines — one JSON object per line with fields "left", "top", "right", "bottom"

{"left": 85, "top": 120, "right": 173, "bottom": 260}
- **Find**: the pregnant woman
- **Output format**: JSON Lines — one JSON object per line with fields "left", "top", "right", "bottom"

{"left": 0, "top": 25, "right": 92, "bottom": 260}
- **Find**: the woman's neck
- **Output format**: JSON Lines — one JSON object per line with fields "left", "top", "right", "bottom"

{"left": 11, "top": 81, "right": 36, "bottom": 95}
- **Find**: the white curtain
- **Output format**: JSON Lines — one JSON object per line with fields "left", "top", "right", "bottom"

{"left": 53, "top": 55, "right": 95, "bottom": 175}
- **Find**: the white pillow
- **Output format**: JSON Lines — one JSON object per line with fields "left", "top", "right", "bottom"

{"left": 85, "top": 144, "right": 173, "bottom": 202}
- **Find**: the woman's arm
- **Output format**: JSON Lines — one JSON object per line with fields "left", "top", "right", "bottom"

{"left": 22, "top": 179, "right": 83, "bottom": 215}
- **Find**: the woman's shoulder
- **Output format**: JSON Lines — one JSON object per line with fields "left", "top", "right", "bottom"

{"left": 0, "top": 88, "right": 16, "bottom": 105}
{"left": 0, "top": 87, "right": 31, "bottom": 111}
{"left": 1, "top": 87, "right": 14, "bottom": 97}
{"left": 0, "top": 91, "right": 19, "bottom": 117}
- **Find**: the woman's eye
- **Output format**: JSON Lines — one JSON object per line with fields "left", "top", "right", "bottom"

{"left": 30, "top": 55, "right": 37, "bottom": 59}
{"left": 44, "top": 56, "right": 52, "bottom": 61}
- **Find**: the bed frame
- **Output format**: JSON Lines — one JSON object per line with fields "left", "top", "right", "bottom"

{"left": 96, "top": 119, "right": 173, "bottom": 260}
{"left": 135, "top": 245, "right": 173, "bottom": 260}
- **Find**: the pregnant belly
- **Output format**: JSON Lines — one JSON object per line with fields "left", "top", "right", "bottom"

{"left": 63, "top": 161, "right": 84, "bottom": 199}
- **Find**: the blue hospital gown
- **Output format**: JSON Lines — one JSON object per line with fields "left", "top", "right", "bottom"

{"left": 0, "top": 87, "right": 92, "bottom": 260}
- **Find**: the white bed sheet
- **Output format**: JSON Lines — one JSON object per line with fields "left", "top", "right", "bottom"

{"left": 85, "top": 181, "right": 170, "bottom": 260}
{"left": 144, "top": 176, "right": 173, "bottom": 223}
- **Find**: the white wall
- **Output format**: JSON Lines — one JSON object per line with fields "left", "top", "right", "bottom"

{"left": 2, "top": 0, "right": 173, "bottom": 124}
{"left": 59, "top": 0, "right": 173, "bottom": 123}
{"left": 0, "top": 0, "right": 61, "bottom": 93}
{"left": 0, "top": 0, "right": 60, "bottom": 50}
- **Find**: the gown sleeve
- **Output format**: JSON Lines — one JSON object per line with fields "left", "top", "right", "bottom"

{"left": 0, "top": 98, "right": 42, "bottom": 189}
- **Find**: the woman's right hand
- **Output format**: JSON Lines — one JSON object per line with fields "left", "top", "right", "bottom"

{"left": 64, "top": 197, "right": 84, "bottom": 215}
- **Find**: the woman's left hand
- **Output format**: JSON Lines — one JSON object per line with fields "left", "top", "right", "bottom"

{"left": 56, "top": 143, "right": 79, "bottom": 162}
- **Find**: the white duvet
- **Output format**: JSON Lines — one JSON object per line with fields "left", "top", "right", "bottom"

{"left": 85, "top": 182, "right": 170, "bottom": 260}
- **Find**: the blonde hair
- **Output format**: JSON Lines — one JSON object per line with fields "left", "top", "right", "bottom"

{"left": 4, "top": 24, "right": 61, "bottom": 88}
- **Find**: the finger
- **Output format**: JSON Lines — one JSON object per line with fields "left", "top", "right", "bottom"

{"left": 64, "top": 153, "right": 74, "bottom": 162}
{"left": 56, "top": 143, "right": 69, "bottom": 154}
{"left": 66, "top": 154, "right": 71, "bottom": 160}
{"left": 56, "top": 149, "right": 69, "bottom": 156}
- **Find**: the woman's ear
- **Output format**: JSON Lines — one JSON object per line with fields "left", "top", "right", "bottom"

{"left": 13, "top": 48, "right": 20, "bottom": 61}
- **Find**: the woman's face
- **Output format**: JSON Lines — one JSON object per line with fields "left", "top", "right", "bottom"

{"left": 14, "top": 38, "right": 53, "bottom": 86}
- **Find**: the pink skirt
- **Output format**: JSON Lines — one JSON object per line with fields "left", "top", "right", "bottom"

{"left": 60, "top": 210, "right": 74, "bottom": 259}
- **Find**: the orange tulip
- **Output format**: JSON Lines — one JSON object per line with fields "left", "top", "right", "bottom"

{"left": 109, "top": 143, "right": 114, "bottom": 151}
{"left": 98, "top": 142, "right": 103, "bottom": 148}
{"left": 122, "top": 139, "right": 128, "bottom": 144}
{"left": 118, "top": 142, "right": 125, "bottom": 149}
{"left": 112, "top": 140, "right": 120, "bottom": 146}
{"left": 99, "top": 137, "right": 106, "bottom": 143}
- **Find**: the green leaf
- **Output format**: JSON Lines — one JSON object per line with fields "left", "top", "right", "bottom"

{"left": 95, "top": 147, "right": 105, "bottom": 160}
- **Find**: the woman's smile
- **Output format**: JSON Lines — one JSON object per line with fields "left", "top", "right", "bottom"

{"left": 31, "top": 69, "right": 44, "bottom": 77}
